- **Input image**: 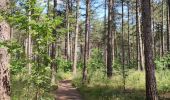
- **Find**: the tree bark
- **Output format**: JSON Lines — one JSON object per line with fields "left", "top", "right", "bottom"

{"left": 51, "top": 0, "right": 57, "bottom": 85}
{"left": 26, "top": 0, "right": 33, "bottom": 74}
{"left": 127, "top": 1, "right": 130, "bottom": 66}
{"left": 0, "top": 1, "right": 11, "bottom": 99}
{"left": 104, "top": 0, "right": 107, "bottom": 67}
{"left": 136, "top": 0, "right": 140, "bottom": 70}
{"left": 83, "top": 0, "right": 90, "bottom": 83}
{"left": 107, "top": 0, "right": 113, "bottom": 78}
{"left": 121, "top": 0, "right": 125, "bottom": 90}
{"left": 167, "top": 0, "right": 170, "bottom": 52}
{"left": 161, "top": 0, "right": 164, "bottom": 56}
{"left": 141, "top": 0, "right": 159, "bottom": 99}
{"left": 66, "top": 0, "right": 70, "bottom": 60}
{"left": 0, "top": 21, "right": 11, "bottom": 100}
{"left": 73, "top": 0, "right": 80, "bottom": 76}
{"left": 137, "top": 2, "right": 145, "bottom": 71}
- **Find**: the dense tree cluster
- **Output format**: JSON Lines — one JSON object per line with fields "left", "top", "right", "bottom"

{"left": 0, "top": 0, "right": 170, "bottom": 100}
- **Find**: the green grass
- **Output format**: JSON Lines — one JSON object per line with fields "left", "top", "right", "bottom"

{"left": 72, "top": 70, "right": 170, "bottom": 100}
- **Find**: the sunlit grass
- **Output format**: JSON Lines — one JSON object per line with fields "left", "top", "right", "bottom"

{"left": 73, "top": 69, "right": 170, "bottom": 100}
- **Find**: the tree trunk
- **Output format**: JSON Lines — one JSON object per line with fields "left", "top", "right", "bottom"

{"left": 141, "top": 0, "right": 159, "bottom": 99}
{"left": 106, "top": 0, "right": 113, "bottom": 78}
{"left": 0, "top": 21, "right": 11, "bottom": 100}
{"left": 82, "top": 0, "right": 90, "bottom": 83}
{"left": 104, "top": 0, "right": 107, "bottom": 67}
{"left": 167, "top": 0, "right": 170, "bottom": 52}
{"left": 161, "top": 0, "right": 164, "bottom": 56}
{"left": 137, "top": 2, "right": 145, "bottom": 71}
{"left": 66, "top": 0, "right": 70, "bottom": 60}
{"left": 0, "top": 1, "right": 11, "bottom": 99}
{"left": 73, "top": 0, "right": 80, "bottom": 76}
{"left": 51, "top": 0, "right": 57, "bottom": 85}
{"left": 127, "top": 1, "right": 130, "bottom": 66}
{"left": 27, "top": 0, "right": 32, "bottom": 74}
{"left": 121, "top": 0, "right": 125, "bottom": 90}
{"left": 151, "top": 0, "right": 156, "bottom": 58}
{"left": 136, "top": 0, "right": 140, "bottom": 70}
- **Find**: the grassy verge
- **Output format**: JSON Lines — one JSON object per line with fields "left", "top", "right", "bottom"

{"left": 72, "top": 70, "right": 170, "bottom": 100}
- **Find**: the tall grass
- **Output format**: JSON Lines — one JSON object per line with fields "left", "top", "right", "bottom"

{"left": 72, "top": 69, "right": 170, "bottom": 100}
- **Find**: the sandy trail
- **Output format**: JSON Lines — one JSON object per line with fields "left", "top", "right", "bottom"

{"left": 56, "top": 80, "right": 82, "bottom": 100}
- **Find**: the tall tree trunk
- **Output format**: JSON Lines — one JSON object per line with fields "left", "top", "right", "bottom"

{"left": 82, "top": 0, "right": 90, "bottom": 83}
{"left": 51, "top": 0, "right": 57, "bottom": 85}
{"left": 161, "top": 0, "right": 164, "bottom": 56}
{"left": 66, "top": 0, "right": 70, "bottom": 60}
{"left": 27, "top": 0, "right": 32, "bottom": 74}
{"left": 137, "top": 2, "right": 145, "bottom": 71}
{"left": 151, "top": 0, "right": 156, "bottom": 58}
{"left": 141, "top": 0, "right": 159, "bottom": 99}
{"left": 121, "top": 0, "right": 125, "bottom": 90}
{"left": 107, "top": 0, "right": 113, "bottom": 78}
{"left": 136, "top": 0, "right": 140, "bottom": 70}
{"left": 73, "top": 0, "right": 80, "bottom": 76}
{"left": 104, "top": 0, "right": 107, "bottom": 67}
{"left": 127, "top": 1, "right": 130, "bottom": 66}
{"left": 167, "top": 0, "right": 170, "bottom": 52}
{"left": 0, "top": 0, "right": 11, "bottom": 99}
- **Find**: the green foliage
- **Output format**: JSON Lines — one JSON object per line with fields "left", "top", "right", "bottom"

{"left": 88, "top": 48, "right": 104, "bottom": 70}
{"left": 155, "top": 53, "right": 170, "bottom": 70}
{"left": 57, "top": 57, "right": 72, "bottom": 72}
{"left": 0, "top": 15, "right": 4, "bottom": 22}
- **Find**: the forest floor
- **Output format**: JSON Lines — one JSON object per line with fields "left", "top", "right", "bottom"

{"left": 56, "top": 80, "right": 82, "bottom": 100}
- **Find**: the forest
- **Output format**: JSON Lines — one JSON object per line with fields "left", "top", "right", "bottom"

{"left": 0, "top": 0, "right": 170, "bottom": 100}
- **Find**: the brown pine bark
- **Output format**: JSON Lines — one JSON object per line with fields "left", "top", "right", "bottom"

{"left": 0, "top": 0, "right": 11, "bottom": 99}
{"left": 121, "top": 0, "right": 125, "bottom": 90}
{"left": 136, "top": 0, "right": 140, "bottom": 70}
{"left": 107, "top": 0, "right": 113, "bottom": 78}
{"left": 0, "top": 21, "right": 11, "bottom": 100}
{"left": 83, "top": 0, "right": 90, "bottom": 83}
{"left": 141, "top": 0, "right": 159, "bottom": 99}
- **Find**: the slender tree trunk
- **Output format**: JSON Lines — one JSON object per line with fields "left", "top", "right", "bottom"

{"left": 104, "top": 0, "right": 107, "bottom": 67}
{"left": 83, "top": 0, "right": 90, "bottom": 83}
{"left": 121, "top": 0, "right": 125, "bottom": 90}
{"left": 151, "top": 0, "right": 156, "bottom": 58}
{"left": 136, "top": 0, "right": 140, "bottom": 70}
{"left": 141, "top": 0, "right": 159, "bottom": 99}
{"left": 107, "top": 0, "right": 113, "bottom": 78}
{"left": 111, "top": 0, "right": 115, "bottom": 69}
{"left": 0, "top": 0, "right": 10, "bottom": 99}
{"left": 127, "top": 1, "right": 130, "bottom": 66}
{"left": 73, "top": 0, "right": 80, "bottom": 76}
{"left": 167, "top": 0, "right": 170, "bottom": 52}
{"left": 66, "top": 0, "right": 70, "bottom": 60}
{"left": 51, "top": 0, "right": 57, "bottom": 85}
{"left": 161, "top": 0, "right": 164, "bottom": 56}
{"left": 27, "top": 0, "right": 32, "bottom": 74}
{"left": 137, "top": 3, "right": 145, "bottom": 71}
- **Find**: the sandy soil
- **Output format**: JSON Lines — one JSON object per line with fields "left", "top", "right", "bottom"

{"left": 56, "top": 80, "right": 82, "bottom": 100}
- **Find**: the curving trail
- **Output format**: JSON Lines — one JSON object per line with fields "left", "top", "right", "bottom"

{"left": 56, "top": 80, "right": 82, "bottom": 100}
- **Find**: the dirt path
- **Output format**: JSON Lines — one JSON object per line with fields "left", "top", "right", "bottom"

{"left": 56, "top": 80, "right": 82, "bottom": 100}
